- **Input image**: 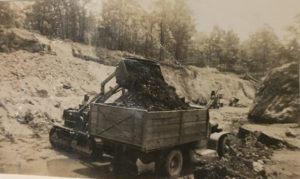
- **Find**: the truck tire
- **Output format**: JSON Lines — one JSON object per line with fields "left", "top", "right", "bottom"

{"left": 156, "top": 149, "right": 183, "bottom": 177}
{"left": 218, "top": 135, "right": 231, "bottom": 157}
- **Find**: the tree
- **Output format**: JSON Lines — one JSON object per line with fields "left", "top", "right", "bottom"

{"left": 281, "top": 39, "right": 300, "bottom": 63}
{"left": 95, "top": 0, "right": 195, "bottom": 62}
{"left": 152, "top": 0, "right": 173, "bottom": 61}
{"left": 26, "top": 0, "right": 91, "bottom": 43}
{"left": 97, "top": 0, "right": 145, "bottom": 52}
{"left": 169, "top": 0, "right": 195, "bottom": 62}
{"left": 287, "top": 13, "right": 300, "bottom": 42}
{"left": 195, "top": 27, "right": 240, "bottom": 71}
{"left": 153, "top": 0, "right": 195, "bottom": 62}
{"left": 220, "top": 30, "right": 240, "bottom": 71}
{"left": 138, "top": 13, "right": 160, "bottom": 58}
{"left": 0, "top": 2, "right": 15, "bottom": 27}
{"left": 283, "top": 13, "right": 300, "bottom": 64}
{"left": 187, "top": 32, "right": 208, "bottom": 67}
{"left": 203, "top": 26, "right": 225, "bottom": 67}
{"left": 242, "top": 26, "right": 282, "bottom": 73}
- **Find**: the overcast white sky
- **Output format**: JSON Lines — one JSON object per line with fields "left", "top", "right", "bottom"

{"left": 87, "top": 0, "right": 300, "bottom": 40}
{"left": 188, "top": 0, "right": 300, "bottom": 39}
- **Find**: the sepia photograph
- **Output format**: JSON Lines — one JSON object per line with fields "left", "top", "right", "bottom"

{"left": 0, "top": 0, "right": 299, "bottom": 178}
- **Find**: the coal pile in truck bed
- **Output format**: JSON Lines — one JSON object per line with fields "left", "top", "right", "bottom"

{"left": 115, "top": 59, "right": 190, "bottom": 111}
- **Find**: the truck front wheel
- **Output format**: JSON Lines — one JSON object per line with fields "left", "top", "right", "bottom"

{"left": 218, "top": 134, "right": 232, "bottom": 157}
{"left": 156, "top": 149, "right": 183, "bottom": 177}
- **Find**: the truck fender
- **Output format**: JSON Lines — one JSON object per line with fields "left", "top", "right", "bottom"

{"left": 207, "top": 131, "right": 230, "bottom": 154}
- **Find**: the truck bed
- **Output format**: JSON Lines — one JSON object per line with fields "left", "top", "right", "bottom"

{"left": 89, "top": 103, "right": 209, "bottom": 152}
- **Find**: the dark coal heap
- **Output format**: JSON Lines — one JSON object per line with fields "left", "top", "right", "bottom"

{"left": 195, "top": 134, "right": 273, "bottom": 179}
{"left": 115, "top": 59, "right": 190, "bottom": 111}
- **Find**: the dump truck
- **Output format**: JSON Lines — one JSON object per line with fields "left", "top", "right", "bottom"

{"left": 49, "top": 58, "right": 230, "bottom": 177}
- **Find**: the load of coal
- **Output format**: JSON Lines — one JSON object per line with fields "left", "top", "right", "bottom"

{"left": 115, "top": 59, "right": 190, "bottom": 111}
{"left": 194, "top": 134, "right": 274, "bottom": 179}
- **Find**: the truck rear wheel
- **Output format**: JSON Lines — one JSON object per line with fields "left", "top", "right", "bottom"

{"left": 156, "top": 149, "right": 183, "bottom": 177}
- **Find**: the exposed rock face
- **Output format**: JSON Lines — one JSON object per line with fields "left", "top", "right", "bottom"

{"left": 248, "top": 62, "right": 299, "bottom": 123}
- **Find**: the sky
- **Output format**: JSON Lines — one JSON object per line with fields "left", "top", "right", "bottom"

{"left": 188, "top": 0, "right": 300, "bottom": 40}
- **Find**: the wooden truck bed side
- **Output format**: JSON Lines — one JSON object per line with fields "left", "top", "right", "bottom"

{"left": 142, "top": 109, "right": 208, "bottom": 151}
{"left": 89, "top": 103, "right": 145, "bottom": 147}
{"left": 89, "top": 103, "right": 209, "bottom": 152}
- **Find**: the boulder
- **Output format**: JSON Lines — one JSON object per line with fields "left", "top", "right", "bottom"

{"left": 248, "top": 62, "right": 299, "bottom": 123}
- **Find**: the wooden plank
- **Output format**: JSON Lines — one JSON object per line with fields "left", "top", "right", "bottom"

{"left": 181, "top": 127, "right": 206, "bottom": 135}
{"left": 89, "top": 103, "right": 145, "bottom": 147}
{"left": 182, "top": 110, "right": 207, "bottom": 122}
{"left": 144, "top": 129, "right": 180, "bottom": 140}
{"left": 146, "top": 113, "right": 206, "bottom": 126}
{"left": 145, "top": 137, "right": 179, "bottom": 150}
{"left": 144, "top": 121, "right": 206, "bottom": 141}
{"left": 146, "top": 111, "right": 180, "bottom": 119}
{"left": 181, "top": 120, "right": 207, "bottom": 127}
{"left": 150, "top": 117, "right": 181, "bottom": 125}
{"left": 180, "top": 133, "right": 206, "bottom": 144}
{"left": 146, "top": 123, "right": 180, "bottom": 132}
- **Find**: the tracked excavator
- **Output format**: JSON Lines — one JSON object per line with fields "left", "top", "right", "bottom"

{"left": 49, "top": 58, "right": 162, "bottom": 157}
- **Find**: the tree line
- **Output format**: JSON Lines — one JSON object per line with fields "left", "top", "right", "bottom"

{"left": 25, "top": 0, "right": 95, "bottom": 43}
{"left": 0, "top": 0, "right": 299, "bottom": 75}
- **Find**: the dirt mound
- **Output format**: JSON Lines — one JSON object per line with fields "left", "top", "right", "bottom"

{"left": 161, "top": 66, "right": 255, "bottom": 107}
{"left": 0, "top": 31, "right": 115, "bottom": 139}
{"left": 248, "top": 62, "right": 299, "bottom": 123}
{"left": 115, "top": 59, "right": 189, "bottom": 111}
{"left": 0, "top": 27, "right": 50, "bottom": 53}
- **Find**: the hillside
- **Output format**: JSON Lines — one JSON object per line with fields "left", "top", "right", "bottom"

{"left": 162, "top": 65, "right": 255, "bottom": 106}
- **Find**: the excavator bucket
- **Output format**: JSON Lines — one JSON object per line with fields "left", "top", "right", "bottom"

{"left": 115, "top": 58, "right": 164, "bottom": 89}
